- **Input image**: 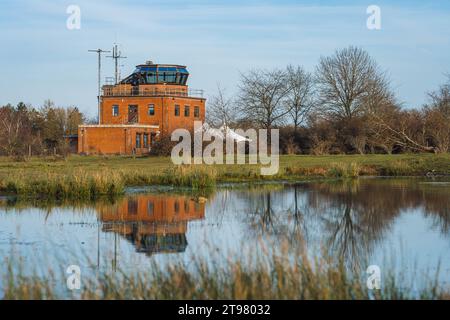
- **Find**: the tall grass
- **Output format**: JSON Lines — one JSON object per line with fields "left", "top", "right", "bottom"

{"left": 1, "top": 154, "right": 449, "bottom": 199}
{"left": 379, "top": 160, "right": 415, "bottom": 176}
{"left": 327, "top": 162, "right": 362, "bottom": 178}
{"left": 0, "top": 170, "right": 125, "bottom": 199}
{"left": 285, "top": 162, "right": 363, "bottom": 179}
{"left": 123, "top": 165, "right": 217, "bottom": 189}
{"left": 0, "top": 166, "right": 219, "bottom": 198}
{"left": 2, "top": 247, "right": 447, "bottom": 300}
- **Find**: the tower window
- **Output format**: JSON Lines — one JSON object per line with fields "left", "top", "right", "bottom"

{"left": 175, "top": 105, "right": 180, "bottom": 116}
{"left": 148, "top": 104, "right": 155, "bottom": 116}
{"left": 184, "top": 106, "right": 190, "bottom": 117}
{"left": 194, "top": 106, "right": 200, "bottom": 118}
{"left": 112, "top": 105, "right": 119, "bottom": 117}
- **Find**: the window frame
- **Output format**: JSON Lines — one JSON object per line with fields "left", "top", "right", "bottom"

{"left": 128, "top": 199, "right": 138, "bottom": 215}
{"left": 148, "top": 104, "right": 155, "bottom": 116}
{"left": 184, "top": 105, "right": 190, "bottom": 117}
{"left": 136, "top": 133, "right": 142, "bottom": 148}
{"left": 112, "top": 105, "right": 119, "bottom": 117}
{"left": 143, "top": 133, "right": 149, "bottom": 148}
{"left": 147, "top": 201, "right": 154, "bottom": 216}
{"left": 194, "top": 106, "right": 200, "bottom": 118}
{"left": 175, "top": 105, "right": 180, "bottom": 116}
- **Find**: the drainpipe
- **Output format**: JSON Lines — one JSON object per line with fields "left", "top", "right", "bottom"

{"left": 159, "top": 97, "right": 163, "bottom": 136}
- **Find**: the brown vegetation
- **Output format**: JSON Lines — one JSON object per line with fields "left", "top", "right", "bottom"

{"left": 0, "top": 100, "right": 84, "bottom": 157}
{"left": 208, "top": 46, "right": 450, "bottom": 155}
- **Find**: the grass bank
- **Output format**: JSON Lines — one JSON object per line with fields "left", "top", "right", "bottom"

{"left": 0, "top": 154, "right": 449, "bottom": 198}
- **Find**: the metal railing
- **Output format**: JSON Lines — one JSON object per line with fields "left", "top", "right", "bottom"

{"left": 102, "top": 86, "right": 204, "bottom": 98}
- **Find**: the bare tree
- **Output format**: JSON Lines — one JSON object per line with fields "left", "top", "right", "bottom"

{"left": 285, "top": 65, "right": 315, "bottom": 130}
{"left": 66, "top": 106, "right": 85, "bottom": 135}
{"left": 316, "top": 46, "right": 388, "bottom": 120}
{"left": 365, "top": 74, "right": 450, "bottom": 154}
{"left": 424, "top": 75, "right": 450, "bottom": 153}
{"left": 206, "top": 84, "right": 236, "bottom": 127}
{"left": 370, "top": 109, "right": 436, "bottom": 153}
{"left": 0, "top": 100, "right": 86, "bottom": 157}
{"left": 0, "top": 105, "right": 23, "bottom": 156}
{"left": 0, "top": 104, "right": 33, "bottom": 157}
{"left": 366, "top": 103, "right": 400, "bottom": 154}
{"left": 237, "top": 68, "right": 292, "bottom": 129}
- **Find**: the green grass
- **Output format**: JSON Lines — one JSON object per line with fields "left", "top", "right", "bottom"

{"left": 0, "top": 154, "right": 449, "bottom": 198}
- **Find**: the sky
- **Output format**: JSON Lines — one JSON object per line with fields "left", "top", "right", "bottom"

{"left": 0, "top": 0, "right": 449, "bottom": 118}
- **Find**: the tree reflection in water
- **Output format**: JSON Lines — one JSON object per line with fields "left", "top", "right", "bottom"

{"left": 1, "top": 178, "right": 450, "bottom": 272}
{"left": 238, "top": 179, "right": 450, "bottom": 270}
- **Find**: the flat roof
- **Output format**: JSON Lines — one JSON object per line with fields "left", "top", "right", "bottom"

{"left": 79, "top": 124, "right": 160, "bottom": 129}
{"left": 136, "top": 63, "right": 187, "bottom": 68}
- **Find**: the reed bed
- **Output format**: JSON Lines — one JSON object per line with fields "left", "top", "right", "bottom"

{"left": 2, "top": 247, "right": 447, "bottom": 300}
{"left": 0, "top": 166, "right": 220, "bottom": 198}
{"left": 0, "top": 170, "right": 125, "bottom": 199}
{"left": 122, "top": 165, "right": 218, "bottom": 189}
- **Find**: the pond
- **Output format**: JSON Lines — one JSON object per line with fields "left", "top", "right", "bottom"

{"left": 1, "top": 177, "right": 450, "bottom": 294}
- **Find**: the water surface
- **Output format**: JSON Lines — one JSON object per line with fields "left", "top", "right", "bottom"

{"left": 1, "top": 177, "right": 450, "bottom": 293}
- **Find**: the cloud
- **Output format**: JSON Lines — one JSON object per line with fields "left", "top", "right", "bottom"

{"left": 0, "top": 0, "right": 449, "bottom": 115}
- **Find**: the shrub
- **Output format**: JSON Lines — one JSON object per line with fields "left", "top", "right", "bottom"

{"left": 149, "top": 134, "right": 178, "bottom": 156}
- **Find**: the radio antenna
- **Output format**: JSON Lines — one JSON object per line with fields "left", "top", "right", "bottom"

{"left": 107, "top": 44, "right": 127, "bottom": 85}
{"left": 88, "top": 48, "right": 111, "bottom": 124}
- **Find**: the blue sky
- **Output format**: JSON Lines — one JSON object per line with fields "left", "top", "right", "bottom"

{"left": 0, "top": 0, "right": 449, "bottom": 118}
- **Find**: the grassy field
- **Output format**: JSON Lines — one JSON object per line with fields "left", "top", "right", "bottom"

{"left": 0, "top": 153, "right": 449, "bottom": 198}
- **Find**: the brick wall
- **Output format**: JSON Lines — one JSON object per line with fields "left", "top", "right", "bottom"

{"left": 78, "top": 126, "right": 159, "bottom": 155}
{"left": 100, "top": 96, "right": 205, "bottom": 135}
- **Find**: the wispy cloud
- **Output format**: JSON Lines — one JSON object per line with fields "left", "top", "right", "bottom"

{"left": 0, "top": 0, "right": 449, "bottom": 116}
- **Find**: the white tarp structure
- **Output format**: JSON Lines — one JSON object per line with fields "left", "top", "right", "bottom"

{"left": 195, "top": 123, "right": 252, "bottom": 142}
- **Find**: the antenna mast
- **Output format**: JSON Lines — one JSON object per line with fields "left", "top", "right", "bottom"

{"left": 108, "top": 44, "right": 127, "bottom": 84}
{"left": 88, "top": 48, "right": 110, "bottom": 124}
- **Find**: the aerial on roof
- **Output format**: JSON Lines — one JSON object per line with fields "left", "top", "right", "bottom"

{"left": 121, "top": 62, "right": 190, "bottom": 85}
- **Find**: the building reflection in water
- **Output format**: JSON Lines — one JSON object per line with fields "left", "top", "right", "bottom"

{"left": 97, "top": 195, "right": 205, "bottom": 256}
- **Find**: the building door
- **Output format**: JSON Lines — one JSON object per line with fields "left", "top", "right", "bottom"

{"left": 128, "top": 105, "right": 138, "bottom": 123}
{"left": 150, "top": 132, "right": 157, "bottom": 145}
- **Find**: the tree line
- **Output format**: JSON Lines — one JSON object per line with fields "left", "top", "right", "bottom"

{"left": 1, "top": 46, "right": 449, "bottom": 158}
{"left": 207, "top": 46, "right": 450, "bottom": 154}
{"left": 0, "top": 100, "right": 85, "bottom": 158}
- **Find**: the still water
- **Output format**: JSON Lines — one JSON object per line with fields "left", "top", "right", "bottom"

{"left": 1, "top": 178, "right": 450, "bottom": 292}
